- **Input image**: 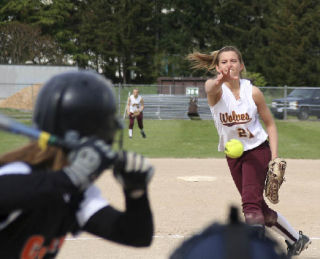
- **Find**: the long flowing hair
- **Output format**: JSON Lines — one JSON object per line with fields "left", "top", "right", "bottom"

{"left": 0, "top": 142, "right": 68, "bottom": 170}
{"left": 187, "top": 46, "right": 246, "bottom": 77}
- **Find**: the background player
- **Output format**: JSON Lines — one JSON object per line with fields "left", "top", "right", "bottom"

{"left": 187, "top": 46, "right": 311, "bottom": 257}
{"left": 0, "top": 71, "right": 154, "bottom": 258}
{"left": 127, "top": 88, "right": 146, "bottom": 138}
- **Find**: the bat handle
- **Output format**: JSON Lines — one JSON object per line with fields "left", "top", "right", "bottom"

{"left": 36, "top": 131, "right": 76, "bottom": 150}
{"left": 0, "top": 113, "right": 77, "bottom": 150}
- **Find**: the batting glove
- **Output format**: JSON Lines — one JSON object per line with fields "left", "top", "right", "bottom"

{"left": 113, "top": 151, "right": 154, "bottom": 198}
{"left": 63, "top": 137, "right": 116, "bottom": 191}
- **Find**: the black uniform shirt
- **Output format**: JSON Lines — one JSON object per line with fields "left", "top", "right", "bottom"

{"left": 0, "top": 162, "right": 109, "bottom": 259}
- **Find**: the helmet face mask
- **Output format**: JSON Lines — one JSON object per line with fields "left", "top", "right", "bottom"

{"left": 33, "top": 70, "right": 122, "bottom": 145}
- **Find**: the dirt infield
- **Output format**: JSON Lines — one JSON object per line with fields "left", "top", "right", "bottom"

{"left": 57, "top": 159, "right": 320, "bottom": 259}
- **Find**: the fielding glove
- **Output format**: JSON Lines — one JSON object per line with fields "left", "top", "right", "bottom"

{"left": 113, "top": 151, "right": 154, "bottom": 198}
{"left": 264, "top": 158, "right": 287, "bottom": 204}
{"left": 64, "top": 137, "right": 116, "bottom": 191}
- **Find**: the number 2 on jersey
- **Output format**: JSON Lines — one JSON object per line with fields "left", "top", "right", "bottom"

{"left": 237, "top": 128, "right": 254, "bottom": 138}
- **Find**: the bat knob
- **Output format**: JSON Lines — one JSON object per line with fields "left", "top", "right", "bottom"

{"left": 64, "top": 130, "right": 80, "bottom": 149}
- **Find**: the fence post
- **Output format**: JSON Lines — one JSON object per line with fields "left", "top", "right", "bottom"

{"left": 158, "top": 95, "right": 161, "bottom": 119}
{"left": 118, "top": 83, "right": 121, "bottom": 116}
{"left": 284, "top": 85, "right": 288, "bottom": 120}
{"left": 32, "top": 84, "right": 34, "bottom": 111}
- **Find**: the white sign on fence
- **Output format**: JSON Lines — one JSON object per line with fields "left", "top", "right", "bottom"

{"left": 186, "top": 87, "right": 199, "bottom": 96}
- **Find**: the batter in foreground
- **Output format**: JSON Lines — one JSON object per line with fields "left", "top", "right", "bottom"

{"left": 0, "top": 71, "right": 154, "bottom": 258}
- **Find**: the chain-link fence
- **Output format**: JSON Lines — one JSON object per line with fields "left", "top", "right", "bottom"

{"left": 117, "top": 84, "right": 320, "bottom": 121}
{"left": 0, "top": 82, "right": 319, "bottom": 121}
{"left": 260, "top": 86, "right": 320, "bottom": 120}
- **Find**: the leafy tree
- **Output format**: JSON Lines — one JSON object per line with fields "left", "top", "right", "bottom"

{"left": 0, "top": 0, "right": 319, "bottom": 85}
{"left": 245, "top": 71, "right": 267, "bottom": 86}
{"left": 0, "top": 0, "right": 79, "bottom": 65}
{"left": 77, "top": 0, "right": 156, "bottom": 83}
{"left": 156, "top": 0, "right": 218, "bottom": 77}
{"left": 114, "top": 0, "right": 156, "bottom": 83}
{"left": 0, "top": 21, "right": 60, "bottom": 64}
{"left": 212, "top": 0, "right": 275, "bottom": 70}
{"left": 157, "top": 0, "right": 273, "bottom": 79}
{"left": 255, "top": 0, "right": 320, "bottom": 86}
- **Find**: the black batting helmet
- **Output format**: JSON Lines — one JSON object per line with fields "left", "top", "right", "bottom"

{"left": 33, "top": 70, "right": 122, "bottom": 144}
{"left": 170, "top": 207, "right": 288, "bottom": 259}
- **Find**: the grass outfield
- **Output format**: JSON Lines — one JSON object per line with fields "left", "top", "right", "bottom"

{"left": 0, "top": 119, "right": 319, "bottom": 159}
{"left": 122, "top": 119, "right": 320, "bottom": 159}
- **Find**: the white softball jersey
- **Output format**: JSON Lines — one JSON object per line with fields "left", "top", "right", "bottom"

{"left": 209, "top": 79, "right": 268, "bottom": 152}
{"left": 129, "top": 95, "right": 142, "bottom": 113}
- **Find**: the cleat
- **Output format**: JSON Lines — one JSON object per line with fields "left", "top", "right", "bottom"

{"left": 141, "top": 130, "right": 146, "bottom": 138}
{"left": 286, "top": 231, "right": 311, "bottom": 256}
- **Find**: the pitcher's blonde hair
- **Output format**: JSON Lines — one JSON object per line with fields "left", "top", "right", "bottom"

{"left": 187, "top": 46, "right": 246, "bottom": 76}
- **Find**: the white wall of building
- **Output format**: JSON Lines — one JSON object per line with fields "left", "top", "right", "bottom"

{"left": 0, "top": 64, "right": 78, "bottom": 99}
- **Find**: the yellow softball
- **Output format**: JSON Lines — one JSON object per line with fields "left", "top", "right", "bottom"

{"left": 224, "top": 139, "right": 244, "bottom": 158}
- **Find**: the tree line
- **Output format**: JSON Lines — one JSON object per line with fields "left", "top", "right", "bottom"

{"left": 0, "top": 0, "right": 319, "bottom": 86}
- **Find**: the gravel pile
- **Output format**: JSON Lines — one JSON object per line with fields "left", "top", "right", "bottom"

{"left": 0, "top": 84, "right": 42, "bottom": 111}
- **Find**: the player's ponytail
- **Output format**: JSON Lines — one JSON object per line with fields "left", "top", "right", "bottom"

{"left": 0, "top": 142, "right": 68, "bottom": 170}
{"left": 186, "top": 51, "right": 217, "bottom": 73}
{"left": 187, "top": 46, "right": 246, "bottom": 77}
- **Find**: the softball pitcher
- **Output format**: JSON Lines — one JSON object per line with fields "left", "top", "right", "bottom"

{"left": 0, "top": 71, "right": 154, "bottom": 258}
{"left": 187, "top": 46, "right": 311, "bottom": 257}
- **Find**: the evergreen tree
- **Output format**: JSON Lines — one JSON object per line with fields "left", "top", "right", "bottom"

{"left": 157, "top": 0, "right": 218, "bottom": 77}
{"left": 256, "top": 0, "right": 320, "bottom": 85}
{"left": 0, "top": 0, "right": 319, "bottom": 85}
{"left": 157, "top": 0, "right": 273, "bottom": 78}
{"left": 213, "top": 0, "right": 274, "bottom": 70}
{"left": 76, "top": 0, "right": 156, "bottom": 83}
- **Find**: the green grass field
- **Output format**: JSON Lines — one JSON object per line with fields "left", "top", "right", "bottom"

{"left": 0, "top": 119, "right": 319, "bottom": 159}
{"left": 121, "top": 119, "right": 320, "bottom": 159}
